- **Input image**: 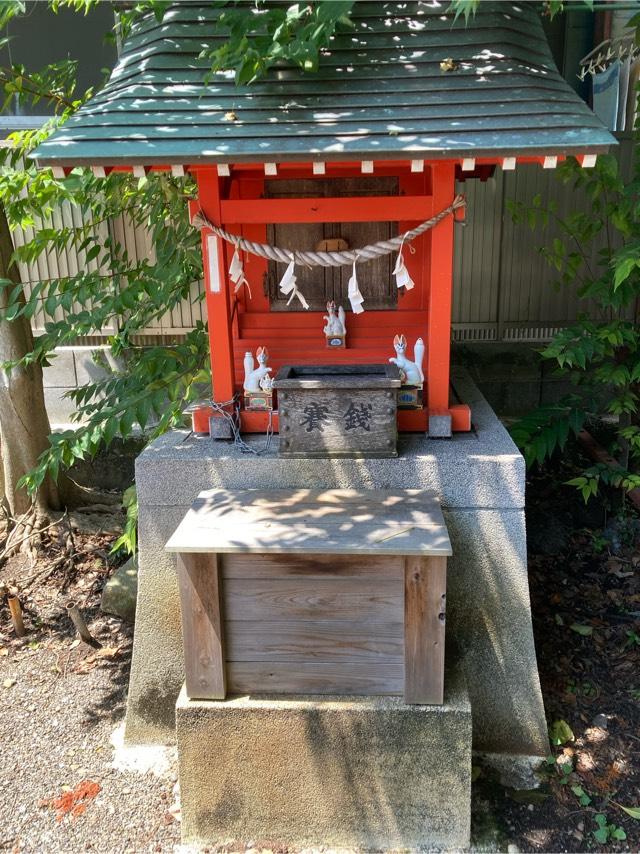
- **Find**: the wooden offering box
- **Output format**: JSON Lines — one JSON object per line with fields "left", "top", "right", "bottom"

{"left": 166, "top": 488, "right": 452, "bottom": 705}
{"left": 274, "top": 364, "right": 401, "bottom": 458}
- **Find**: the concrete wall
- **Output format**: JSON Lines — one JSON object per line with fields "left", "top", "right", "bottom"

{"left": 43, "top": 346, "right": 112, "bottom": 425}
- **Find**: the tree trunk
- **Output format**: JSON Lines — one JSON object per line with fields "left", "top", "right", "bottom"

{"left": 0, "top": 205, "right": 60, "bottom": 516}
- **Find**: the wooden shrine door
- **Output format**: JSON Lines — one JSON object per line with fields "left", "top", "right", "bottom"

{"left": 265, "top": 176, "right": 399, "bottom": 311}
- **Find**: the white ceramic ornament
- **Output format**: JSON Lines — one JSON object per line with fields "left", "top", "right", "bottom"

{"left": 389, "top": 334, "right": 424, "bottom": 385}
{"left": 323, "top": 301, "right": 346, "bottom": 337}
{"left": 243, "top": 346, "right": 272, "bottom": 391}
{"left": 259, "top": 373, "right": 274, "bottom": 392}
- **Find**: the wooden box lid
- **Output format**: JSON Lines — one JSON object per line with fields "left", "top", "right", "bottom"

{"left": 166, "top": 488, "right": 451, "bottom": 557}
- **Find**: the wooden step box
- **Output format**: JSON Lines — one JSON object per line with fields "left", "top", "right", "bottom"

{"left": 166, "top": 488, "right": 452, "bottom": 705}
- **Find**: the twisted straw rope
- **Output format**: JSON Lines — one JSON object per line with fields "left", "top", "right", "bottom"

{"left": 193, "top": 194, "right": 466, "bottom": 267}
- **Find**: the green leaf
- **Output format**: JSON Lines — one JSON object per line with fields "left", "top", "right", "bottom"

{"left": 85, "top": 243, "right": 100, "bottom": 262}
{"left": 570, "top": 623, "right": 593, "bottom": 636}
{"left": 593, "top": 827, "right": 608, "bottom": 844}
{"left": 615, "top": 804, "right": 640, "bottom": 820}
{"left": 549, "top": 719, "right": 574, "bottom": 746}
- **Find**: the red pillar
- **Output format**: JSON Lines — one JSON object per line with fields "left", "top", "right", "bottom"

{"left": 427, "top": 162, "right": 455, "bottom": 432}
{"left": 196, "top": 170, "right": 235, "bottom": 405}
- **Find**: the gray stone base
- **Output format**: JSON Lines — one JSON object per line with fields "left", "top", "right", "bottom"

{"left": 176, "top": 663, "right": 471, "bottom": 851}
{"left": 125, "top": 369, "right": 549, "bottom": 764}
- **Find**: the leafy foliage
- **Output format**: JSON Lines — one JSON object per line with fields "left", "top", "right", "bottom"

{"left": 0, "top": 120, "right": 207, "bottom": 505}
{"left": 200, "top": 1, "right": 355, "bottom": 85}
{"left": 592, "top": 813, "right": 627, "bottom": 844}
{"left": 508, "top": 151, "right": 640, "bottom": 503}
{"left": 0, "top": 6, "right": 208, "bottom": 549}
{"left": 111, "top": 485, "right": 139, "bottom": 556}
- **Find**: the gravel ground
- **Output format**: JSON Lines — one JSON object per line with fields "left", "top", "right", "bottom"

{"left": 0, "top": 518, "right": 181, "bottom": 854}
{"left": 0, "top": 621, "right": 181, "bottom": 853}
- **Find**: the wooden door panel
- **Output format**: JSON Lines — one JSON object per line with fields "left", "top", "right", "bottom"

{"left": 267, "top": 221, "right": 329, "bottom": 310}
{"left": 265, "top": 176, "right": 399, "bottom": 312}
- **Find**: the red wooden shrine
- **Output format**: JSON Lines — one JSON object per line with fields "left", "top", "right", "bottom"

{"left": 33, "top": 2, "right": 615, "bottom": 440}
{"left": 188, "top": 158, "right": 471, "bottom": 436}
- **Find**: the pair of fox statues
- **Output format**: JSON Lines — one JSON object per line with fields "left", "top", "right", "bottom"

{"left": 243, "top": 300, "right": 424, "bottom": 395}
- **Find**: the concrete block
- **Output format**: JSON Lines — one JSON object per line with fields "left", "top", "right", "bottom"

{"left": 42, "top": 348, "right": 76, "bottom": 388}
{"left": 428, "top": 412, "right": 452, "bottom": 437}
{"left": 134, "top": 370, "right": 525, "bottom": 511}
{"left": 445, "top": 508, "right": 549, "bottom": 757}
{"left": 73, "top": 346, "right": 112, "bottom": 385}
{"left": 473, "top": 380, "right": 542, "bottom": 417}
{"left": 44, "top": 387, "right": 76, "bottom": 425}
{"left": 176, "top": 662, "right": 471, "bottom": 851}
{"left": 124, "top": 503, "right": 187, "bottom": 744}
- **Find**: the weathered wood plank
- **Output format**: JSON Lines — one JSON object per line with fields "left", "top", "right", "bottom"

{"left": 176, "top": 552, "right": 226, "bottom": 700}
{"left": 227, "top": 661, "right": 403, "bottom": 695}
{"left": 224, "top": 620, "right": 404, "bottom": 662}
{"left": 404, "top": 556, "right": 447, "bottom": 704}
{"left": 166, "top": 488, "right": 452, "bottom": 557}
{"left": 223, "top": 578, "right": 402, "bottom": 622}
{"left": 222, "top": 552, "right": 403, "bottom": 579}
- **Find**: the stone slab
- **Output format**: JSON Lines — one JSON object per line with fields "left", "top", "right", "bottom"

{"left": 73, "top": 346, "right": 113, "bottom": 386}
{"left": 176, "top": 659, "right": 471, "bottom": 851}
{"left": 42, "top": 348, "right": 76, "bottom": 388}
{"left": 428, "top": 412, "right": 452, "bottom": 438}
{"left": 44, "top": 387, "right": 76, "bottom": 425}
{"left": 445, "top": 508, "right": 548, "bottom": 756}
{"left": 135, "top": 370, "right": 525, "bottom": 511}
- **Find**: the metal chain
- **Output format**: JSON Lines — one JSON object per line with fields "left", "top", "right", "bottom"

{"left": 198, "top": 395, "right": 274, "bottom": 455}
{"left": 192, "top": 195, "right": 466, "bottom": 267}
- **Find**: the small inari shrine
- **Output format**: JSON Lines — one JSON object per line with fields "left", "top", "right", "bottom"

{"left": 34, "top": 0, "right": 612, "bottom": 441}
{"left": 34, "top": 2, "right": 615, "bottom": 850}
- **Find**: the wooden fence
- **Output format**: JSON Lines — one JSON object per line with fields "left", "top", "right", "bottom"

{"left": 16, "top": 136, "right": 635, "bottom": 345}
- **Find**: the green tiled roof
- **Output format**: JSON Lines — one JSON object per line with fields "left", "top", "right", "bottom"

{"left": 34, "top": 1, "right": 615, "bottom": 167}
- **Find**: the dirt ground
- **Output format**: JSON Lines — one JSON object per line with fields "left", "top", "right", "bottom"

{"left": 474, "top": 454, "right": 640, "bottom": 853}
{"left": 0, "top": 453, "right": 639, "bottom": 853}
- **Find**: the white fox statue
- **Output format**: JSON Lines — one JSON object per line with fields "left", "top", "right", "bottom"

{"left": 243, "top": 346, "right": 272, "bottom": 391}
{"left": 323, "top": 301, "right": 346, "bottom": 337}
{"left": 389, "top": 334, "right": 424, "bottom": 386}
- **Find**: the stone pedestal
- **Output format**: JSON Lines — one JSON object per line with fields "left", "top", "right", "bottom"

{"left": 125, "top": 369, "right": 548, "bottom": 769}
{"left": 176, "top": 660, "right": 471, "bottom": 850}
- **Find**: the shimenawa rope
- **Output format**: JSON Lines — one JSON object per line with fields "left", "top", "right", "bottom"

{"left": 192, "top": 194, "right": 466, "bottom": 268}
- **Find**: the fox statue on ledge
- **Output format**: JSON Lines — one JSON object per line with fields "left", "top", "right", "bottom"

{"left": 323, "top": 300, "right": 347, "bottom": 348}
{"left": 243, "top": 346, "right": 272, "bottom": 392}
{"left": 389, "top": 334, "right": 424, "bottom": 386}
